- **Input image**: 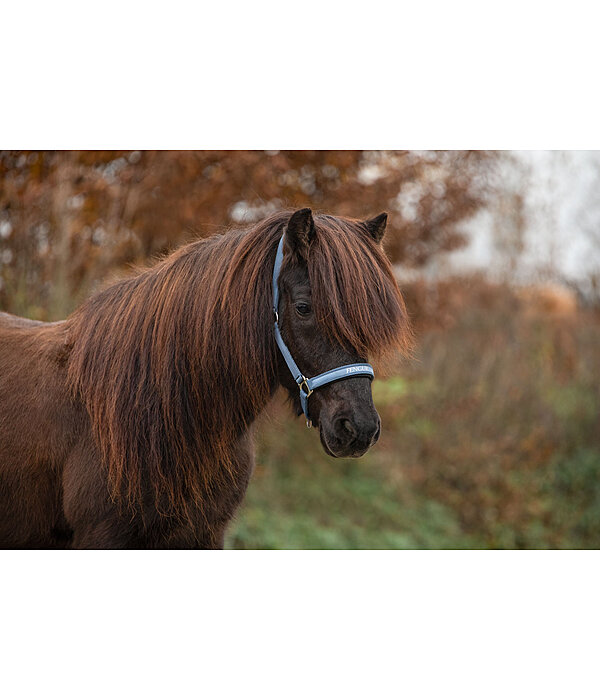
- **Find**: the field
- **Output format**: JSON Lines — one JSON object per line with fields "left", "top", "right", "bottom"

{"left": 228, "top": 288, "right": 600, "bottom": 549}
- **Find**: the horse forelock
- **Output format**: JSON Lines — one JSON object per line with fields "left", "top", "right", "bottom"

{"left": 309, "top": 214, "right": 413, "bottom": 362}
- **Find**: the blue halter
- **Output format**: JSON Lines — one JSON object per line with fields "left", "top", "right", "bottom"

{"left": 272, "top": 231, "right": 375, "bottom": 427}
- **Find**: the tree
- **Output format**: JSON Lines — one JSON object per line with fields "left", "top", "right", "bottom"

{"left": 0, "top": 150, "right": 497, "bottom": 318}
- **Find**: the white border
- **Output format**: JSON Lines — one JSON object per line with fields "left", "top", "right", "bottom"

{"left": 2, "top": 2, "right": 600, "bottom": 148}
{"left": 2, "top": 552, "right": 599, "bottom": 699}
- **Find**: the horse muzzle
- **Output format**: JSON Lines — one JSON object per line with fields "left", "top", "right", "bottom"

{"left": 318, "top": 411, "right": 381, "bottom": 458}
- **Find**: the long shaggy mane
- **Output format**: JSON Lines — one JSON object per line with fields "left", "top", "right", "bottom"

{"left": 66, "top": 211, "right": 412, "bottom": 522}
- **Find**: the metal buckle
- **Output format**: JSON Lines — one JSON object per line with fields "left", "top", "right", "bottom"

{"left": 299, "top": 376, "right": 313, "bottom": 428}
{"left": 298, "top": 376, "right": 313, "bottom": 398}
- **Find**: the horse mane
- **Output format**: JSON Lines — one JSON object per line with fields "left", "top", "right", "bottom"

{"left": 66, "top": 210, "right": 412, "bottom": 522}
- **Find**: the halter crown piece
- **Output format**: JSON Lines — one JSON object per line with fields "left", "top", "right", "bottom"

{"left": 272, "top": 230, "right": 375, "bottom": 428}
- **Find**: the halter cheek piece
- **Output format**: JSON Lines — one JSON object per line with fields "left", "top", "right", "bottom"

{"left": 272, "top": 231, "right": 375, "bottom": 428}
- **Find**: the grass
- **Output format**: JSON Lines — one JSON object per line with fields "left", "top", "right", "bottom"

{"left": 227, "top": 416, "right": 483, "bottom": 549}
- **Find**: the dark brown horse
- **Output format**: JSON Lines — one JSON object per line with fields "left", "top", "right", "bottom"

{"left": 0, "top": 208, "right": 411, "bottom": 548}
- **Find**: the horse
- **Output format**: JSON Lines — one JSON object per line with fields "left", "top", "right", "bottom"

{"left": 0, "top": 208, "right": 412, "bottom": 548}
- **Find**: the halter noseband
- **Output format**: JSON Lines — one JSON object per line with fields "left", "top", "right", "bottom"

{"left": 272, "top": 231, "right": 375, "bottom": 428}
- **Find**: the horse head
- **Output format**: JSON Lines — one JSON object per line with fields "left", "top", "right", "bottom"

{"left": 273, "top": 208, "right": 408, "bottom": 458}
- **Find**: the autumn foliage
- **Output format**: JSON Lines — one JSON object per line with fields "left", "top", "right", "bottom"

{"left": 0, "top": 150, "right": 494, "bottom": 318}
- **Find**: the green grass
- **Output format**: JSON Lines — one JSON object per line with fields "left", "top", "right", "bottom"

{"left": 227, "top": 424, "right": 483, "bottom": 549}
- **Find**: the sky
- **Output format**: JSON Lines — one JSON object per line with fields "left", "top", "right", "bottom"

{"left": 445, "top": 151, "right": 600, "bottom": 286}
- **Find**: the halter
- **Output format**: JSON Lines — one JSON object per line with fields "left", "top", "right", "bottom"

{"left": 272, "top": 231, "right": 375, "bottom": 427}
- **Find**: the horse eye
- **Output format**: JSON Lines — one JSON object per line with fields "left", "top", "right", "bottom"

{"left": 295, "top": 302, "right": 312, "bottom": 317}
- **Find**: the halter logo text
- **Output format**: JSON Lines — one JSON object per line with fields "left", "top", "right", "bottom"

{"left": 346, "top": 366, "right": 371, "bottom": 374}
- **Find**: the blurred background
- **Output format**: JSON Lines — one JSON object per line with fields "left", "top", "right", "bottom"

{"left": 1, "top": 150, "right": 599, "bottom": 548}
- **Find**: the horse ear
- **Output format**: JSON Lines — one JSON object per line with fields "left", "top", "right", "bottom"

{"left": 285, "top": 208, "right": 315, "bottom": 260}
{"left": 364, "top": 212, "right": 388, "bottom": 243}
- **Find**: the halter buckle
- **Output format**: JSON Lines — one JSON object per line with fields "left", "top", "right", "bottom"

{"left": 298, "top": 376, "right": 313, "bottom": 398}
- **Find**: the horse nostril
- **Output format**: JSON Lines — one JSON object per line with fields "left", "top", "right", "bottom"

{"left": 334, "top": 416, "right": 379, "bottom": 450}
{"left": 342, "top": 419, "right": 357, "bottom": 438}
{"left": 337, "top": 418, "right": 357, "bottom": 440}
{"left": 371, "top": 420, "right": 381, "bottom": 446}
